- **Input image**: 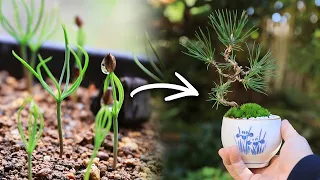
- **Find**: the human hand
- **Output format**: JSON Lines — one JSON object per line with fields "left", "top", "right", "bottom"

{"left": 218, "top": 120, "right": 313, "bottom": 180}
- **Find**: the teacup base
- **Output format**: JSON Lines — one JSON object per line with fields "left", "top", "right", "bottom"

{"left": 245, "top": 161, "right": 269, "bottom": 168}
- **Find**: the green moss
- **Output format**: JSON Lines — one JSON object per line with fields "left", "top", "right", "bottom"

{"left": 224, "top": 103, "right": 270, "bottom": 118}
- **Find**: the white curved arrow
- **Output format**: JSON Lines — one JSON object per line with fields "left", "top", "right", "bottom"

{"left": 130, "top": 72, "right": 199, "bottom": 101}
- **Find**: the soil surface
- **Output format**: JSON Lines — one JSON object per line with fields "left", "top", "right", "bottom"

{"left": 0, "top": 72, "right": 163, "bottom": 180}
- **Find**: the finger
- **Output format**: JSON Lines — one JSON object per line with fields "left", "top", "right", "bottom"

{"left": 219, "top": 148, "right": 239, "bottom": 179}
{"left": 229, "top": 146, "right": 254, "bottom": 179}
{"left": 269, "top": 155, "right": 279, "bottom": 164}
{"left": 218, "top": 148, "right": 224, "bottom": 159}
{"left": 281, "top": 120, "right": 300, "bottom": 141}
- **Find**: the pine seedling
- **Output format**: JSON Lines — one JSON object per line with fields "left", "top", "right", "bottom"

{"left": 0, "top": 0, "right": 59, "bottom": 93}
{"left": 101, "top": 54, "right": 124, "bottom": 169}
{"left": 85, "top": 54, "right": 124, "bottom": 179}
{"left": 84, "top": 93, "right": 113, "bottom": 180}
{"left": 133, "top": 32, "right": 166, "bottom": 82}
{"left": 17, "top": 97, "right": 44, "bottom": 180}
{"left": 12, "top": 25, "right": 89, "bottom": 157}
{"left": 182, "top": 10, "right": 276, "bottom": 108}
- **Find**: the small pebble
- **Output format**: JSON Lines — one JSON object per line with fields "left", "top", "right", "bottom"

{"left": 115, "top": 174, "right": 121, "bottom": 179}
{"left": 123, "top": 142, "right": 138, "bottom": 151}
{"left": 66, "top": 172, "right": 75, "bottom": 179}
{"left": 43, "top": 155, "right": 50, "bottom": 161}
{"left": 93, "top": 157, "right": 100, "bottom": 165}
{"left": 89, "top": 164, "right": 100, "bottom": 180}
{"left": 124, "top": 159, "right": 137, "bottom": 166}
{"left": 80, "top": 153, "right": 87, "bottom": 159}
{"left": 97, "top": 152, "right": 109, "bottom": 161}
{"left": 36, "top": 168, "right": 52, "bottom": 177}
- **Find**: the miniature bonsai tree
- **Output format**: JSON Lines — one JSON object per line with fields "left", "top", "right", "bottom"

{"left": 0, "top": 0, "right": 59, "bottom": 93}
{"left": 182, "top": 10, "right": 276, "bottom": 117}
{"left": 12, "top": 25, "right": 89, "bottom": 157}
{"left": 85, "top": 54, "right": 124, "bottom": 179}
{"left": 17, "top": 97, "right": 44, "bottom": 180}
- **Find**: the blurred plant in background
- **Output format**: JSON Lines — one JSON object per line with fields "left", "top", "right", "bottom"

{"left": 186, "top": 167, "right": 231, "bottom": 180}
{"left": 0, "top": 0, "right": 59, "bottom": 93}
{"left": 146, "top": 0, "right": 320, "bottom": 179}
{"left": 134, "top": 32, "right": 167, "bottom": 83}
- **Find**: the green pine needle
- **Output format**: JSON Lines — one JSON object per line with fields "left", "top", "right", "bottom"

{"left": 209, "top": 10, "right": 257, "bottom": 50}
{"left": 242, "top": 43, "right": 277, "bottom": 94}
{"left": 181, "top": 27, "right": 215, "bottom": 64}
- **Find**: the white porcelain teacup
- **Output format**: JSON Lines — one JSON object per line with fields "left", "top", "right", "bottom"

{"left": 221, "top": 115, "right": 282, "bottom": 168}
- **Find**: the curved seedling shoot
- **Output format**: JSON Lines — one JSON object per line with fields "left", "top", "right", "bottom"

{"left": 0, "top": 0, "right": 59, "bottom": 93}
{"left": 84, "top": 96, "right": 113, "bottom": 180}
{"left": 182, "top": 10, "right": 276, "bottom": 108}
{"left": 102, "top": 54, "right": 124, "bottom": 169}
{"left": 12, "top": 25, "right": 89, "bottom": 157}
{"left": 85, "top": 54, "right": 124, "bottom": 179}
{"left": 17, "top": 97, "right": 44, "bottom": 180}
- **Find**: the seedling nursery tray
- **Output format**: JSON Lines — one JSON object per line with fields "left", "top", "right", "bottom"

{"left": 0, "top": 37, "right": 162, "bottom": 179}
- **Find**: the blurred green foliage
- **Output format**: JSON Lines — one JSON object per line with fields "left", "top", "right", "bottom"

{"left": 186, "top": 167, "right": 232, "bottom": 180}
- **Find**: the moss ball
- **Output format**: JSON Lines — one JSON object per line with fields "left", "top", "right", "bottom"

{"left": 224, "top": 103, "right": 270, "bottom": 118}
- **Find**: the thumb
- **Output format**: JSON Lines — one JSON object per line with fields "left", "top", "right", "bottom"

{"left": 281, "top": 120, "right": 300, "bottom": 141}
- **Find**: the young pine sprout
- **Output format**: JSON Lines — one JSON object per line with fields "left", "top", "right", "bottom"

{"left": 0, "top": 0, "right": 59, "bottom": 93}
{"left": 101, "top": 54, "right": 124, "bottom": 168}
{"left": 12, "top": 25, "right": 89, "bottom": 157}
{"left": 17, "top": 97, "right": 44, "bottom": 180}
{"left": 85, "top": 54, "right": 124, "bottom": 179}
{"left": 182, "top": 10, "right": 276, "bottom": 109}
{"left": 84, "top": 90, "right": 113, "bottom": 180}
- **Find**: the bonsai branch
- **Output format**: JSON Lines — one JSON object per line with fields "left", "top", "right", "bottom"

{"left": 217, "top": 91, "right": 238, "bottom": 107}
{"left": 223, "top": 44, "right": 248, "bottom": 82}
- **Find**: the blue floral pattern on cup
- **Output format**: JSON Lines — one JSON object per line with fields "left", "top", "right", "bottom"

{"left": 234, "top": 126, "right": 267, "bottom": 155}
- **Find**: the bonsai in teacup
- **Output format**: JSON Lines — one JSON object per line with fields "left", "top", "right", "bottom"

{"left": 182, "top": 10, "right": 280, "bottom": 168}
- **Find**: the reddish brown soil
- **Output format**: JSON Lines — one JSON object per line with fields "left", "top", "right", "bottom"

{"left": 0, "top": 72, "right": 163, "bottom": 180}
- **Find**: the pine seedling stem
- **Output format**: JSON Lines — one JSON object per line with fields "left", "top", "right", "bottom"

{"left": 20, "top": 44, "right": 32, "bottom": 93}
{"left": 27, "top": 152, "right": 32, "bottom": 180}
{"left": 57, "top": 100, "right": 63, "bottom": 157}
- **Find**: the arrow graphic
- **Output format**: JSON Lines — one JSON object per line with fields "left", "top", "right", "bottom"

{"left": 130, "top": 72, "right": 199, "bottom": 101}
